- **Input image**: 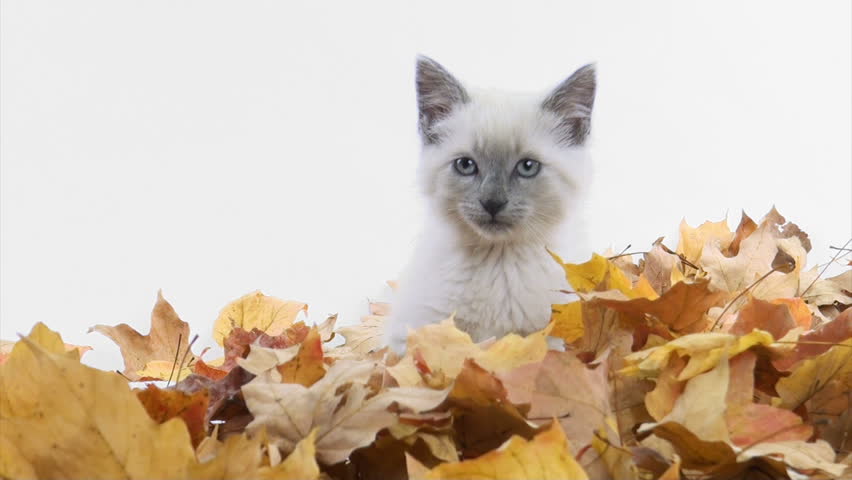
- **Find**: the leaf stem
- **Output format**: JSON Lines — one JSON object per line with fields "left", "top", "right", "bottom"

{"left": 711, "top": 267, "right": 779, "bottom": 331}
{"left": 166, "top": 333, "right": 182, "bottom": 388}
{"left": 800, "top": 237, "right": 851, "bottom": 298}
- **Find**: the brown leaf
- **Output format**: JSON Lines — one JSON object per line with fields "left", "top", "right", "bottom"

{"left": 89, "top": 290, "right": 194, "bottom": 381}
{"left": 727, "top": 211, "right": 758, "bottom": 257}
{"left": 243, "top": 359, "right": 448, "bottom": 464}
{"left": 643, "top": 243, "right": 679, "bottom": 294}
{"left": 500, "top": 350, "right": 613, "bottom": 464}
{"left": 448, "top": 359, "right": 538, "bottom": 459}
{"left": 730, "top": 297, "right": 796, "bottom": 340}
{"left": 589, "top": 279, "right": 727, "bottom": 334}
{"left": 773, "top": 307, "right": 852, "bottom": 371}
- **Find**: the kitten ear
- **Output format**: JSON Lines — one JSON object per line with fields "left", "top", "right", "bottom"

{"left": 416, "top": 56, "right": 469, "bottom": 144}
{"left": 541, "top": 63, "right": 596, "bottom": 145}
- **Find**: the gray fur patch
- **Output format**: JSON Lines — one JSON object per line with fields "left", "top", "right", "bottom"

{"left": 541, "top": 64, "right": 596, "bottom": 145}
{"left": 416, "top": 56, "right": 470, "bottom": 144}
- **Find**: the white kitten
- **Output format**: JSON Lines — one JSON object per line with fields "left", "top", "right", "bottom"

{"left": 385, "top": 56, "right": 596, "bottom": 352}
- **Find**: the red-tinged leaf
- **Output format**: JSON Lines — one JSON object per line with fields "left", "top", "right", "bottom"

{"left": 136, "top": 384, "right": 209, "bottom": 448}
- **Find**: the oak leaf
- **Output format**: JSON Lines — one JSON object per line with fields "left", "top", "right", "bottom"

{"left": 89, "top": 290, "right": 194, "bottom": 381}
{"left": 213, "top": 290, "right": 308, "bottom": 346}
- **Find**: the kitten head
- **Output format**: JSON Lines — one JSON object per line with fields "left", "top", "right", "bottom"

{"left": 415, "top": 56, "right": 596, "bottom": 244}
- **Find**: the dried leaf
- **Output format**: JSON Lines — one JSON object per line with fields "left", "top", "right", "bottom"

{"left": 213, "top": 291, "right": 308, "bottom": 346}
{"left": 89, "top": 290, "right": 194, "bottom": 381}
{"left": 0, "top": 323, "right": 195, "bottom": 479}
{"left": 413, "top": 421, "right": 588, "bottom": 480}
{"left": 243, "top": 359, "right": 448, "bottom": 464}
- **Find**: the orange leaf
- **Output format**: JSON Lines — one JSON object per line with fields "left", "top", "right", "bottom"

{"left": 136, "top": 384, "right": 209, "bottom": 448}
{"left": 590, "top": 279, "right": 727, "bottom": 334}
{"left": 277, "top": 327, "right": 326, "bottom": 387}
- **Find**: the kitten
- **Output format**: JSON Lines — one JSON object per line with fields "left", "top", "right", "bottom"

{"left": 385, "top": 56, "right": 596, "bottom": 352}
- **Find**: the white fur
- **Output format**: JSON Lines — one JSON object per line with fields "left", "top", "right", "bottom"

{"left": 385, "top": 84, "right": 592, "bottom": 353}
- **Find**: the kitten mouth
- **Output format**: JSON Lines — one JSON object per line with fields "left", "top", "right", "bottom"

{"left": 476, "top": 219, "right": 513, "bottom": 234}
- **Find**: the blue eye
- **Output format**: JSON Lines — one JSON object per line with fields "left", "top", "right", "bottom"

{"left": 516, "top": 158, "right": 541, "bottom": 178}
{"left": 453, "top": 157, "right": 478, "bottom": 176}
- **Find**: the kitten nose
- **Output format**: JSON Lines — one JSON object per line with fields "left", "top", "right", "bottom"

{"left": 480, "top": 199, "right": 507, "bottom": 217}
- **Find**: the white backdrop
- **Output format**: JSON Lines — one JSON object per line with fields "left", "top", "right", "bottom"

{"left": 2, "top": 1, "right": 850, "bottom": 371}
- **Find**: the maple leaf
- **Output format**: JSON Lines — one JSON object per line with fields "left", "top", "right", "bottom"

{"left": 409, "top": 421, "right": 588, "bottom": 480}
{"left": 773, "top": 307, "right": 852, "bottom": 371}
{"left": 136, "top": 384, "right": 209, "bottom": 448}
{"left": 701, "top": 221, "right": 779, "bottom": 293}
{"left": 729, "top": 297, "right": 796, "bottom": 339}
{"left": 723, "top": 352, "right": 811, "bottom": 447}
{"left": 676, "top": 217, "right": 734, "bottom": 266}
{"left": 622, "top": 330, "right": 774, "bottom": 380}
{"left": 276, "top": 326, "right": 326, "bottom": 386}
{"left": 387, "top": 317, "right": 549, "bottom": 387}
{"left": 549, "top": 301, "right": 584, "bottom": 343}
{"left": 213, "top": 290, "right": 308, "bottom": 346}
{"left": 89, "top": 290, "right": 195, "bottom": 381}
{"left": 642, "top": 242, "right": 680, "bottom": 295}
{"left": 588, "top": 278, "right": 727, "bottom": 335}
{"left": 221, "top": 322, "right": 311, "bottom": 372}
{"left": 332, "top": 302, "right": 387, "bottom": 358}
{"left": 188, "top": 430, "right": 321, "bottom": 480}
{"left": 0, "top": 323, "right": 196, "bottom": 479}
{"left": 243, "top": 358, "right": 449, "bottom": 464}
{"left": 445, "top": 359, "right": 538, "bottom": 459}
{"left": 0, "top": 339, "right": 91, "bottom": 365}
{"left": 776, "top": 337, "right": 852, "bottom": 410}
{"left": 727, "top": 210, "right": 758, "bottom": 256}
{"left": 500, "top": 351, "right": 611, "bottom": 454}
{"left": 550, "top": 250, "right": 637, "bottom": 297}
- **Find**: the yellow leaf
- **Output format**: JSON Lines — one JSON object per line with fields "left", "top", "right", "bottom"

{"left": 136, "top": 359, "right": 193, "bottom": 382}
{"left": 416, "top": 421, "right": 588, "bottom": 480}
{"left": 776, "top": 338, "right": 852, "bottom": 409}
{"left": 550, "top": 302, "right": 584, "bottom": 343}
{"left": 676, "top": 218, "right": 733, "bottom": 265}
{"left": 621, "top": 330, "right": 774, "bottom": 380}
{"left": 276, "top": 327, "right": 326, "bottom": 387}
{"left": 387, "top": 317, "right": 549, "bottom": 387}
{"left": 634, "top": 274, "right": 660, "bottom": 300}
{"left": 257, "top": 429, "right": 320, "bottom": 480}
{"left": 639, "top": 354, "right": 731, "bottom": 443}
{"left": 0, "top": 324, "right": 195, "bottom": 480}
{"left": 549, "top": 251, "right": 634, "bottom": 296}
{"left": 213, "top": 291, "right": 308, "bottom": 346}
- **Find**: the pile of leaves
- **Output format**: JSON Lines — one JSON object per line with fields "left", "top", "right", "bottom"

{"left": 1, "top": 208, "right": 850, "bottom": 479}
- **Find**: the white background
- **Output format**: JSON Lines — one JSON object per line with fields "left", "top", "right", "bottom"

{"left": 2, "top": 1, "right": 850, "bottom": 371}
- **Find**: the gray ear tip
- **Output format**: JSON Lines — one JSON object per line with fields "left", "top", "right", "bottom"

{"left": 415, "top": 54, "right": 441, "bottom": 71}
{"left": 576, "top": 63, "right": 597, "bottom": 81}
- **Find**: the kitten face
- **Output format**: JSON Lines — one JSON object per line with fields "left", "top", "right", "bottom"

{"left": 415, "top": 57, "right": 596, "bottom": 243}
